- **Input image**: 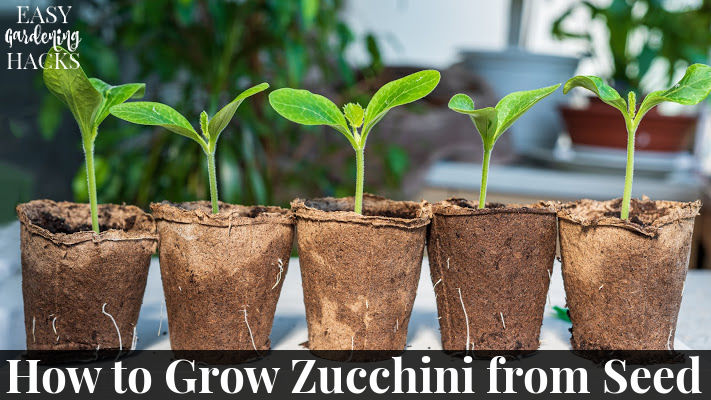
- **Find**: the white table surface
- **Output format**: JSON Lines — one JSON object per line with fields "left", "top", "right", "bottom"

{"left": 2, "top": 257, "right": 709, "bottom": 351}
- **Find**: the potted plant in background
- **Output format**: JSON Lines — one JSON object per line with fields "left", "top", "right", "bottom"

{"left": 111, "top": 83, "right": 295, "bottom": 357}
{"left": 428, "top": 84, "right": 559, "bottom": 354}
{"left": 16, "top": 46, "right": 157, "bottom": 356}
{"left": 553, "top": 0, "right": 711, "bottom": 153}
{"left": 559, "top": 64, "right": 711, "bottom": 350}
{"left": 269, "top": 70, "right": 439, "bottom": 360}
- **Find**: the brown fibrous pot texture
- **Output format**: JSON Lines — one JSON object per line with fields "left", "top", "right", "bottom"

{"left": 291, "top": 194, "right": 431, "bottom": 357}
{"left": 558, "top": 197, "right": 701, "bottom": 350}
{"left": 427, "top": 199, "right": 557, "bottom": 354}
{"left": 151, "top": 201, "right": 294, "bottom": 352}
{"left": 17, "top": 200, "right": 157, "bottom": 352}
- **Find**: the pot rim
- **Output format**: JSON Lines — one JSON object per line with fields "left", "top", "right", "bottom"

{"left": 432, "top": 198, "right": 558, "bottom": 217}
{"left": 291, "top": 193, "right": 432, "bottom": 229}
{"left": 557, "top": 197, "right": 701, "bottom": 237}
{"left": 150, "top": 201, "right": 293, "bottom": 227}
{"left": 17, "top": 199, "right": 158, "bottom": 246}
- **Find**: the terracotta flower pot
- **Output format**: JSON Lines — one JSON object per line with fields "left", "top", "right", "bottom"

{"left": 427, "top": 199, "right": 557, "bottom": 355}
{"left": 558, "top": 198, "right": 700, "bottom": 350}
{"left": 291, "top": 194, "right": 430, "bottom": 360}
{"left": 151, "top": 202, "right": 294, "bottom": 355}
{"left": 17, "top": 200, "right": 157, "bottom": 354}
{"left": 560, "top": 98, "right": 697, "bottom": 152}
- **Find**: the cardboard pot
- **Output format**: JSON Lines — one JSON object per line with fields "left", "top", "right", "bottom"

{"left": 151, "top": 202, "right": 294, "bottom": 354}
{"left": 291, "top": 194, "right": 430, "bottom": 360}
{"left": 17, "top": 200, "right": 157, "bottom": 354}
{"left": 558, "top": 198, "right": 700, "bottom": 350}
{"left": 427, "top": 199, "right": 557, "bottom": 355}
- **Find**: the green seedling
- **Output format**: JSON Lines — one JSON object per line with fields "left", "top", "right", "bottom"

{"left": 268, "top": 70, "right": 440, "bottom": 214}
{"left": 552, "top": 305, "right": 571, "bottom": 323}
{"left": 110, "top": 83, "right": 269, "bottom": 214}
{"left": 448, "top": 84, "right": 560, "bottom": 208}
{"left": 43, "top": 46, "right": 145, "bottom": 233}
{"left": 564, "top": 64, "right": 711, "bottom": 220}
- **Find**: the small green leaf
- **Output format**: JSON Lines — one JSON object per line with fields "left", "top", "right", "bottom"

{"left": 448, "top": 93, "right": 476, "bottom": 112}
{"left": 110, "top": 102, "right": 205, "bottom": 147}
{"left": 563, "top": 75, "right": 628, "bottom": 116}
{"left": 493, "top": 84, "right": 560, "bottom": 140}
{"left": 208, "top": 82, "right": 269, "bottom": 143}
{"left": 43, "top": 46, "right": 102, "bottom": 139}
{"left": 448, "top": 93, "right": 498, "bottom": 148}
{"left": 89, "top": 78, "right": 145, "bottom": 127}
{"left": 269, "top": 88, "right": 354, "bottom": 145}
{"left": 553, "top": 306, "right": 571, "bottom": 323}
{"left": 343, "top": 102, "right": 364, "bottom": 128}
{"left": 362, "top": 70, "right": 440, "bottom": 140}
{"left": 637, "top": 63, "right": 711, "bottom": 120}
{"left": 200, "top": 110, "right": 209, "bottom": 138}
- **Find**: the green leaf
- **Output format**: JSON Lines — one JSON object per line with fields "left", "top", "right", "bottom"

{"left": 563, "top": 75, "right": 628, "bottom": 116}
{"left": 89, "top": 78, "right": 145, "bottom": 127}
{"left": 43, "top": 46, "right": 102, "bottom": 139}
{"left": 269, "top": 88, "right": 354, "bottom": 145}
{"left": 200, "top": 110, "right": 209, "bottom": 138}
{"left": 343, "top": 102, "right": 364, "bottom": 128}
{"left": 493, "top": 84, "right": 560, "bottom": 140}
{"left": 110, "top": 101, "right": 205, "bottom": 147}
{"left": 448, "top": 93, "right": 498, "bottom": 147}
{"left": 637, "top": 64, "right": 711, "bottom": 120}
{"left": 208, "top": 82, "right": 269, "bottom": 142}
{"left": 362, "top": 70, "right": 440, "bottom": 140}
{"left": 553, "top": 306, "right": 571, "bottom": 323}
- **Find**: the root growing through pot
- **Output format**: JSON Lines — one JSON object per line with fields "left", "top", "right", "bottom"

{"left": 241, "top": 307, "right": 259, "bottom": 353}
{"left": 51, "top": 315, "right": 59, "bottom": 342}
{"left": 446, "top": 257, "right": 451, "bottom": 269}
{"left": 394, "top": 319, "right": 399, "bottom": 332}
{"left": 500, "top": 312, "right": 506, "bottom": 330}
{"left": 31, "top": 317, "right": 36, "bottom": 343}
{"left": 271, "top": 258, "right": 284, "bottom": 290}
{"left": 666, "top": 327, "right": 673, "bottom": 351}
{"left": 102, "top": 303, "right": 123, "bottom": 353}
{"left": 432, "top": 278, "right": 442, "bottom": 297}
{"left": 457, "top": 288, "right": 470, "bottom": 352}
{"left": 157, "top": 301, "right": 164, "bottom": 336}
{"left": 131, "top": 326, "right": 138, "bottom": 351}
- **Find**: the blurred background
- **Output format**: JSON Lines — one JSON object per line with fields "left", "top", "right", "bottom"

{"left": 2, "top": 0, "right": 711, "bottom": 271}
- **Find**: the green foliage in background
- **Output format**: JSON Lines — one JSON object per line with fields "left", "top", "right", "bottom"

{"left": 38, "top": 0, "right": 384, "bottom": 208}
{"left": 552, "top": 0, "right": 711, "bottom": 94}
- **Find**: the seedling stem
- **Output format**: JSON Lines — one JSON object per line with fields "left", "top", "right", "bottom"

{"left": 479, "top": 147, "right": 492, "bottom": 209}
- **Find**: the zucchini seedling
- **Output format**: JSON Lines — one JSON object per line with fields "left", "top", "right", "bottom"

{"left": 269, "top": 70, "right": 440, "bottom": 214}
{"left": 564, "top": 64, "right": 711, "bottom": 220}
{"left": 43, "top": 46, "right": 145, "bottom": 233}
{"left": 448, "top": 84, "right": 560, "bottom": 208}
{"left": 110, "top": 83, "right": 269, "bottom": 214}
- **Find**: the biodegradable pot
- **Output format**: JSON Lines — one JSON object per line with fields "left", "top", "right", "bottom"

{"left": 291, "top": 194, "right": 431, "bottom": 359}
{"left": 151, "top": 202, "right": 294, "bottom": 353}
{"left": 558, "top": 198, "right": 701, "bottom": 350}
{"left": 17, "top": 200, "right": 157, "bottom": 353}
{"left": 427, "top": 199, "right": 557, "bottom": 354}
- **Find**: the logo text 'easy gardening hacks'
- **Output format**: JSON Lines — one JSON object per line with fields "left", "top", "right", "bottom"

{"left": 4, "top": 5, "right": 80, "bottom": 70}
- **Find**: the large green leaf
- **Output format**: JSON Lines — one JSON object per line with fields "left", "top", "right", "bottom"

{"left": 43, "top": 46, "right": 102, "bottom": 139}
{"left": 362, "top": 70, "right": 440, "bottom": 140}
{"left": 110, "top": 102, "right": 205, "bottom": 147}
{"left": 637, "top": 64, "right": 711, "bottom": 120}
{"left": 563, "top": 75, "right": 628, "bottom": 116}
{"left": 268, "top": 88, "right": 354, "bottom": 145}
{"left": 89, "top": 78, "right": 145, "bottom": 128}
{"left": 208, "top": 82, "right": 269, "bottom": 142}
{"left": 494, "top": 84, "right": 560, "bottom": 140}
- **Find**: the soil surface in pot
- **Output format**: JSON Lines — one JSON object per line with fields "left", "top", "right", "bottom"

{"left": 558, "top": 197, "right": 700, "bottom": 351}
{"left": 292, "top": 194, "right": 431, "bottom": 361}
{"left": 427, "top": 198, "right": 557, "bottom": 355}
{"left": 17, "top": 200, "right": 157, "bottom": 357}
{"left": 151, "top": 201, "right": 294, "bottom": 357}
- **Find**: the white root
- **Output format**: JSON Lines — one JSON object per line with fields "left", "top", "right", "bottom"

{"left": 178, "top": 286, "right": 182, "bottom": 292}
{"left": 102, "top": 303, "right": 123, "bottom": 353}
{"left": 51, "top": 316, "right": 59, "bottom": 342}
{"left": 365, "top": 299, "right": 369, "bottom": 309}
{"left": 271, "top": 258, "right": 284, "bottom": 290}
{"left": 457, "top": 288, "right": 470, "bottom": 352}
{"left": 131, "top": 326, "right": 138, "bottom": 351}
{"left": 31, "top": 317, "right": 36, "bottom": 343}
{"left": 158, "top": 301, "right": 164, "bottom": 336}
{"left": 394, "top": 319, "right": 399, "bottom": 332}
{"left": 432, "top": 278, "right": 442, "bottom": 297}
{"left": 546, "top": 269, "right": 552, "bottom": 306}
{"left": 666, "top": 327, "right": 673, "bottom": 351}
{"left": 500, "top": 312, "right": 506, "bottom": 330}
{"left": 599, "top": 284, "right": 604, "bottom": 290}
{"left": 446, "top": 257, "right": 451, "bottom": 269}
{"left": 242, "top": 307, "right": 258, "bottom": 353}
